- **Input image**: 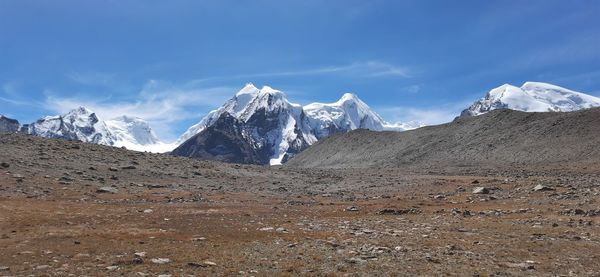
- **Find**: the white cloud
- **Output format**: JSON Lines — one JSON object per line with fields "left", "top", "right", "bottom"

{"left": 376, "top": 101, "right": 473, "bottom": 126}
{"left": 43, "top": 80, "right": 237, "bottom": 142}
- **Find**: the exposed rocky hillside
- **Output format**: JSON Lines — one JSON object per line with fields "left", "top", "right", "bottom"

{"left": 0, "top": 115, "right": 20, "bottom": 133}
{"left": 287, "top": 108, "right": 600, "bottom": 169}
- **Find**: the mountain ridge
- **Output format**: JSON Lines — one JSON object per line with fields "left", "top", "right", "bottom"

{"left": 172, "top": 83, "right": 414, "bottom": 165}
{"left": 286, "top": 107, "right": 600, "bottom": 169}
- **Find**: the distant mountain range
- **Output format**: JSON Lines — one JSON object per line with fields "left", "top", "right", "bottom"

{"left": 1, "top": 107, "right": 172, "bottom": 152}
{"left": 172, "top": 83, "right": 418, "bottom": 165}
{"left": 2, "top": 81, "right": 599, "bottom": 165}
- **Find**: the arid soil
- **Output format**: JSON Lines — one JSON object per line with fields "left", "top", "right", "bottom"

{"left": 1, "top": 133, "right": 599, "bottom": 276}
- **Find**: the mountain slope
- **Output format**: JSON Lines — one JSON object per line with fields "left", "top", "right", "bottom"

{"left": 0, "top": 115, "right": 20, "bottom": 133}
{"left": 286, "top": 108, "right": 600, "bottom": 169}
{"left": 173, "top": 84, "right": 414, "bottom": 165}
{"left": 460, "top": 82, "right": 600, "bottom": 117}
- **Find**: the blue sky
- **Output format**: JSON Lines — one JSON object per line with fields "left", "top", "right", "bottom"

{"left": 1, "top": 0, "right": 599, "bottom": 141}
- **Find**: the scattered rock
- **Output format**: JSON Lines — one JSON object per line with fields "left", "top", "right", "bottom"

{"left": 259, "top": 227, "right": 274, "bottom": 231}
{"left": 0, "top": 162, "right": 9, "bottom": 168}
{"left": 472, "top": 187, "right": 489, "bottom": 194}
{"left": 151, "top": 258, "right": 171, "bottom": 264}
{"left": 0, "top": 266, "right": 9, "bottom": 271}
{"left": 132, "top": 257, "right": 144, "bottom": 264}
{"left": 377, "top": 208, "right": 422, "bottom": 215}
{"left": 533, "top": 184, "right": 554, "bottom": 192}
{"left": 505, "top": 262, "right": 535, "bottom": 270}
{"left": 96, "top": 187, "right": 118, "bottom": 193}
{"left": 203, "top": 261, "right": 217, "bottom": 266}
{"left": 276, "top": 227, "right": 288, "bottom": 233}
{"left": 345, "top": 206, "right": 360, "bottom": 212}
{"left": 12, "top": 174, "right": 25, "bottom": 181}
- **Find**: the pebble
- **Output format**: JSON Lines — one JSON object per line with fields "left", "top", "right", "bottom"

{"left": 36, "top": 265, "right": 51, "bottom": 270}
{"left": 533, "top": 184, "right": 554, "bottom": 192}
{"left": 345, "top": 206, "right": 360, "bottom": 212}
{"left": 151, "top": 258, "right": 171, "bottom": 264}
{"left": 472, "top": 187, "right": 489, "bottom": 194}
{"left": 96, "top": 186, "right": 118, "bottom": 193}
{"left": 204, "top": 261, "right": 217, "bottom": 266}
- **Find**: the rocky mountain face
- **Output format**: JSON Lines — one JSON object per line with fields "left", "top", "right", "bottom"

{"left": 172, "top": 84, "right": 413, "bottom": 165}
{"left": 460, "top": 82, "right": 600, "bottom": 117}
{"left": 0, "top": 115, "right": 20, "bottom": 133}
{"left": 171, "top": 113, "right": 264, "bottom": 164}
{"left": 19, "top": 107, "right": 168, "bottom": 152}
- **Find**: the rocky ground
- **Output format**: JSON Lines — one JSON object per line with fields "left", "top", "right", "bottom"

{"left": 1, "top": 133, "right": 599, "bottom": 276}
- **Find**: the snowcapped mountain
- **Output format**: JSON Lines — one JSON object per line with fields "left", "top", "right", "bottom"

{"left": 21, "top": 107, "right": 170, "bottom": 152}
{"left": 174, "top": 84, "right": 315, "bottom": 165}
{"left": 0, "top": 115, "right": 20, "bottom": 133}
{"left": 21, "top": 107, "right": 117, "bottom": 145}
{"left": 104, "top": 116, "right": 174, "bottom": 152}
{"left": 304, "top": 93, "right": 387, "bottom": 139}
{"left": 460, "top": 82, "right": 600, "bottom": 117}
{"left": 173, "top": 83, "right": 416, "bottom": 165}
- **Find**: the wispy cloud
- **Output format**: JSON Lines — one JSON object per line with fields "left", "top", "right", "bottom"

{"left": 377, "top": 100, "right": 473, "bottom": 126}
{"left": 200, "top": 61, "right": 411, "bottom": 81}
{"left": 43, "top": 80, "right": 237, "bottom": 141}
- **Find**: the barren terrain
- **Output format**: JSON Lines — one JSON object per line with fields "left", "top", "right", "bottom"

{"left": 1, "top": 133, "right": 599, "bottom": 276}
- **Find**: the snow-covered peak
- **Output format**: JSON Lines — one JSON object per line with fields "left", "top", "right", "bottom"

{"left": 236, "top": 83, "right": 260, "bottom": 96}
{"left": 176, "top": 84, "right": 302, "bottom": 144}
{"left": 23, "top": 107, "right": 114, "bottom": 145}
{"left": 460, "top": 82, "right": 600, "bottom": 117}
{"left": 336, "top": 92, "right": 361, "bottom": 104}
{"left": 105, "top": 116, "right": 160, "bottom": 146}
{"left": 303, "top": 93, "right": 390, "bottom": 139}
{"left": 22, "top": 107, "right": 170, "bottom": 152}
{"left": 258, "top": 85, "right": 281, "bottom": 95}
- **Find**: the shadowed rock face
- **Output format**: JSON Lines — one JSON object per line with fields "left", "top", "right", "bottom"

{"left": 171, "top": 100, "right": 313, "bottom": 165}
{"left": 287, "top": 107, "right": 600, "bottom": 169}
{"left": 171, "top": 113, "right": 263, "bottom": 164}
{"left": 0, "top": 116, "right": 20, "bottom": 133}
